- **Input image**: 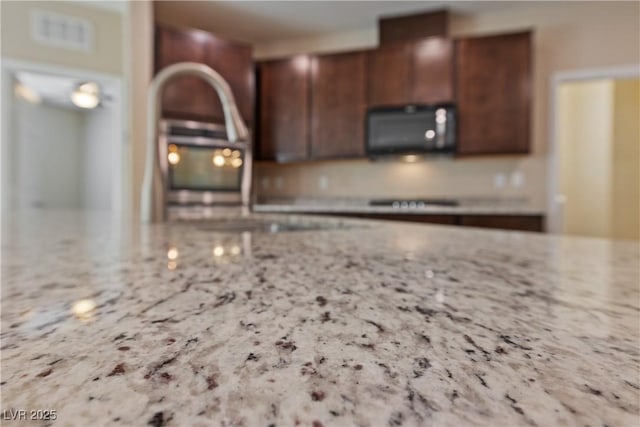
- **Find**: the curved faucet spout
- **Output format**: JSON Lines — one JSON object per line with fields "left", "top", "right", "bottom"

{"left": 141, "top": 62, "right": 251, "bottom": 223}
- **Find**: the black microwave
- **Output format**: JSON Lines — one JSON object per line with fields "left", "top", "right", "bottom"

{"left": 365, "top": 104, "right": 456, "bottom": 157}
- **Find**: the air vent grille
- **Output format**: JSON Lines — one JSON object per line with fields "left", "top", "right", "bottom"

{"left": 31, "top": 9, "right": 93, "bottom": 52}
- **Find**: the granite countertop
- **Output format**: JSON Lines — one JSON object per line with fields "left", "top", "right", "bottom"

{"left": 252, "top": 197, "right": 545, "bottom": 216}
{"left": 2, "top": 210, "right": 638, "bottom": 426}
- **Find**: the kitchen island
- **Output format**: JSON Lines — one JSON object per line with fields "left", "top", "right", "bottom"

{"left": 1, "top": 211, "right": 638, "bottom": 426}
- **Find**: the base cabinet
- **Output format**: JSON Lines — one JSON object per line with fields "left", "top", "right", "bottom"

{"left": 458, "top": 214, "right": 543, "bottom": 232}
{"left": 313, "top": 212, "right": 544, "bottom": 232}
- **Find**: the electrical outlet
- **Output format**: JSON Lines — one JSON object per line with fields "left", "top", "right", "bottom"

{"left": 510, "top": 171, "right": 525, "bottom": 188}
{"left": 274, "top": 176, "right": 284, "bottom": 190}
{"left": 493, "top": 173, "right": 507, "bottom": 189}
{"left": 318, "top": 175, "right": 329, "bottom": 191}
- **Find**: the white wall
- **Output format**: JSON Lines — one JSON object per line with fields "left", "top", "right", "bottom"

{"left": 11, "top": 93, "right": 119, "bottom": 212}
{"left": 82, "top": 106, "right": 115, "bottom": 210}
{"left": 13, "top": 99, "right": 85, "bottom": 209}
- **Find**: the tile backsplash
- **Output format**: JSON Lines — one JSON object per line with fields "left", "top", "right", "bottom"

{"left": 254, "top": 155, "right": 547, "bottom": 209}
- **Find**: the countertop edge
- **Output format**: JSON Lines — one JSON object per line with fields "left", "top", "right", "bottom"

{"left": 252, "top": 204, "right": 546, "bottom": 216}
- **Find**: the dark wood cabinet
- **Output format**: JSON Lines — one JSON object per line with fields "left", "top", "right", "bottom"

{"left": 459, "top": 214, "right": 543, "bottom": 232}
{"left": 203, "top": 37, "right": 253, "bottom": 126}
{"left": 456, "top": 31, "right": 532, "bottom": 155}
{"left": 379, "top": 10, "right": 449, "bottom": 44}
{"left": 155, "top": 26, "right": 211, "bottom": 120}
{"left": 255, "top": 27, "right": 532, "bottom": 161}
{"left": 368, "top": 44, "right": 412, "bottom": 106}
{"left": 413, "top": 37, "right": 455, "bottom": 104}
{"left": 308, "top": 211, "right": 543, "bottom": 232}
{"left": 257, "top": 57, "right": 311, "bottom": 162}
{"left": 368, "top": 37, "right": 454, "bottom": 107}
{"left": 154, "top": 25, "right": 253, "bottom": 126}
{"left": 310, "top": 51, "right": 368, "bottom": 159}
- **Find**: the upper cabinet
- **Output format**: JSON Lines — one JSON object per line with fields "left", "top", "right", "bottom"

{"left": 257, "top": 57, "right": 310, "bottom": 162}
{"left": 367, "top": 37, "right": 454, "bottom": 107}
{"left": 310, "top": 51, "right": 368, "bottom": 159}
{"left": 413, "top": 37, "right": 455, "bottom": 104}
{"left": 379, "top": 9, "right": 448, "bottom": 44}
{"left": 203, "top": 37, "right": 254, "bottom": 126}
{"left": 154, "top": 25, "right": 253, "bottom": 126}
{"left": 254, "top": 14, "right": 532, "bottom": 162}
{"left": 456, "top": 31, "right": 532, "bottom": 155}
{"left": 368, "top": 43, "right": 412, "bottom": 106}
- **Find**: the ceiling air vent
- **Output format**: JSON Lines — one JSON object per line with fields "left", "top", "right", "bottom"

{"left": 31, "top": 9, "right": 93, "bottom": 52}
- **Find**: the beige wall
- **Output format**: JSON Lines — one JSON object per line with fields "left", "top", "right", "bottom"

{"left": 254, "top": 28, "right": 377, "bottom": 60}
{"left": 558, "top": 80, "right": 614, "bottom": 238}
{"left": 253, "top": 1, "right": 640, "bottom": 210}
{"left": 611, "top": 79, "right": 640, "bottom": 240}
{"left": 558, "top": 78, "right": 640, "bottom": 240}
{"left": 1, "top": 1, "right": 124, "bottom": 75}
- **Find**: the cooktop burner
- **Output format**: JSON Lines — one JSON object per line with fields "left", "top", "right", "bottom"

{"left": 369, "top": 198, "right": 460, "bottom": 208}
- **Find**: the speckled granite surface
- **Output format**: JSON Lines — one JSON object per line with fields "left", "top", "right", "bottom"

{"left": 1, "top": 211, "right": 639, "bottom": 427}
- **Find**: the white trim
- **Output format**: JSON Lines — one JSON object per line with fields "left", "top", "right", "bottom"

{"left": 76, "top": 0, "right": 128, "bottom": 15}
{"left": 0, "top": 57, "right": 130, "bottom": 222}
{"left": 547, "top": 64, "right": 640, "bottom": 233}
{"left": 1, "top": 57, "right": 122, "bottom": 81}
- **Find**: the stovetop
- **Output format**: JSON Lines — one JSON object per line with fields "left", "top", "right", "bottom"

{"left": 368, "top": 198, "right": 460, "bottom": 208}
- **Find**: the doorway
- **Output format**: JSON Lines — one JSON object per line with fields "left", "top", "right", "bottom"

{"left": 549, "top": 69, "right": 639, "bottom": 240}
{"left": 1, "top": 59, "right": 128, "bottom": 223}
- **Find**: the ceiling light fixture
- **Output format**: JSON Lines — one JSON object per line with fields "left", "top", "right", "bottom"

{"left": 71, "top": 82, "right": 100, "bottom": 109}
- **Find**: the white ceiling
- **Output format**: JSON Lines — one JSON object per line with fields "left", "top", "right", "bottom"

{"left": 154, "top": 1, "right": 515, "bottom": 44}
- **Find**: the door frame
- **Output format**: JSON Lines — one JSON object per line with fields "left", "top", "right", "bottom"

{"left": 546, "top": 64, "right": 640, "bottom": 234}
{"left": 1, "top": 57, "right": 130, "bottom": 222}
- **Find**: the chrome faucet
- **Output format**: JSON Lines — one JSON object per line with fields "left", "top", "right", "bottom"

{"left": 141, "top": 62, "right": 251, "bottom": 223}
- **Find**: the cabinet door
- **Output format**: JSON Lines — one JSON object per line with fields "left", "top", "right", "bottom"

{"left": 311, "top": 51, "right": 367, "bottom": 159}
{"left": 456, "top": 31, "right": 532, "bottom": 155}
{"left": 155, "top": 26, "right": 213, "bottom": 120}
{"left": 258, "top": 57, "right": 310, "bottom": 162}
{"left": 413, "top": 37, "right": 454, "bottom": 104}
{"left": 203, "top": 37, "right": 254, "bottom": 126}
{"left": 459, "top": 215, "right": 543, "bottom": 232}
{"left": 367, "top": 44, "right": 412, "bottom": 107}
{"left": 155, "top": 25, "right": 253, "bottom": 125}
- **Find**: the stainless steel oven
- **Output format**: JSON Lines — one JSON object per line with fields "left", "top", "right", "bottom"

{"left": 159, "top": 119, "right": 251, "bottom": 206}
